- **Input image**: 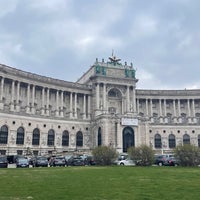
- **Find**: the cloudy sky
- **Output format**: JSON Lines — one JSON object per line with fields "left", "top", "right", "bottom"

{"left": 0, "top": 0, "right": 200, "bottom": 89}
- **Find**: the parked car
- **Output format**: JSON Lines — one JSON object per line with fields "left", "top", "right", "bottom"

{"left": 117, "top": 158, "right": 136, "bottom": 166}
{"left": 118, "top": 153, "right": 128, "bottom": 161}
{"left": 7, "top": 155, "right": 15, "bottom": 164}
{"left": 164, "top": 157, "right": 179, "bottom": 166}
{"left": 49, "top": 156, "right": 66, "bottom": 167}
{"left": 0, "top": 156, "right": 8, "bottom": 168}
{"left": 154, "top": 155, "right": 168, "bottom": 166}
{"left": 34, "top": 156, "right": 48, "bottom": 167}
{"left": 79, "top": 155, "right": 96, "bottom": 166}
{"left": 16, "top": 158, "right": 29, "bottom": 168}
{"left": 67, "top": 156, "right": 85, "bottom": 166}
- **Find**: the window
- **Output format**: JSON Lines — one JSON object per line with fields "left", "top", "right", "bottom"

{"left": 76, "top": 131, "right": 83, "bottom": 147}
{"left": 168, "top": 134, "right": 176, "bottom": 148}
{"left": 98, "top": 127, "right": 102, "bottom": 146}
{"left": 183, "top": 134, "right": 190, "bottom": 145}
{"left": 32, "top": 128, "right": 40, "bottom": 145}
{"left": 16, "top": 127, "right": 24, "bottom": 145}
{"left": 198, "top": 135, "right": 200, "bottom": 147}
{"left": 62, "top": 131, "right": 69, "bottom": 146}
{"left": 47, "top": 129, "right": 55, "bottom": 146}
{"left": 108, "top": 88, "right": 121, "bottom": 98}
{"left": 154, "top": 134, "right": 161, "bottom": 148}
{"left": 0, "top": 125, "right": 8, "bottom": 144}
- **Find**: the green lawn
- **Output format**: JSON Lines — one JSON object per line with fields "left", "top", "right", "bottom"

{"left": 0, "top": 166, "right": 199, "bottom": 200}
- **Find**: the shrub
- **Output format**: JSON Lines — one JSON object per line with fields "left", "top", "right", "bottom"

{"left": 128, "top": 145, "right": 154, "bottom": 166}
{"left": 174, "top": 144, "right": 200, "bottom": 167}
{"left": 92, "top": 146, "right": 118, "bottom": 166}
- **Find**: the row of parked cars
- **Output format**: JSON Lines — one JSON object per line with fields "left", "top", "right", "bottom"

{"left": 115, "top": 153, "right": 179, "bottom": 166}
{"left": 154, "top": 154, "right": 179, "bottom": 166}
{"left": 0, "top": 154, "right": 96, "bottom": 168}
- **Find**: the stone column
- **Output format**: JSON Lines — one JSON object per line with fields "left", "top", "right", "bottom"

{"left": 150, "top": 99, "right": 153, "bottom": 123}
{"left": 83, "top": 94, "right": 86, "bottom": 119}
{"left": 159, "top": 99, "right": 163, "bottom": 123}
{"left": 0, "top": 77, "right": 4, "bottom": 109}
{"left": 26, "top": 84, "right": 30, "bottom": 113}
{"left": 187, "top": 99, "right": 191, "bottom": 123}
{"left": 46, "top": 88, "right": 50, "bottom": 115}
{"left": 16, "top": 81, "right": 20, "bottom": 112}
{"left": 69, "top": 92, "right": 73, "bottom": 119}
{"left": 41, "top": 87, "right": 45, "bottom": 115}
{"left": 87, "top": 95, "right": 91, "bottom": 119}
{"left": 126, "top": 86, "right": 130, "bottom": 113}
{"left": 31, "top": 85, "right": 35, "bottom": 114}
{"left": 163, "top": 99, "right": 167, "bottom": 116}
{"left": 145, "top": 99, "right": 148, "bottom": 116}
{"left": 0, "top": 77, "right": 4, "bottom": 102}
{"left": 132, "top": 86, "right": 136, "bottom": 113}
{"left": 96, "top": 83, "right": 99, "bottom": 109}
{"left": 103, "top": 83, "right": 107, "bottom": 112}
{"left": 60, "top": 91, "right": 64, "bottom": 117}
{"left": 163, "top": 99, "right": 168, "bottom": 123}
{"left": 192, "top": 99, "right": 196, "bottom": 123}
{"left": 74, "top": 93, "right": 77, "bottom": 118}
{"left": 178, "top": 99, "right": 181, "bottom": 123}
{"left": 10, "top": 80, "right": 15, "bottom": 111}
{"left": 56, "top": 90, "right": 59, "bottom": 117}
{"left": 159, "top": 99, "right": 162, "bottom": 116}
{"left": 137, "top": 98, "right": 139, "bottom": 114}
{"left": 173, "top": 99, "right": 177, "bottom": 123}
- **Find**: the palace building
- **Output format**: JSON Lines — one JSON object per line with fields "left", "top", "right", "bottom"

{"left": 0, "top": 55, "right": 200, "bottom": 156}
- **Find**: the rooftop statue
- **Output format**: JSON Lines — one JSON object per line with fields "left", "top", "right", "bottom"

{"left": 108, "top": 51, "right": 121, "bottom": 66}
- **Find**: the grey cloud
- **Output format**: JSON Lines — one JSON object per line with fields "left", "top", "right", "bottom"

{"left": 0, "top": 0, "right": 200, "bottom": 88}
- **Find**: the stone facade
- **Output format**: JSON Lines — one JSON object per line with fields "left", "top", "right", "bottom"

{"left": 0, "top": 56, "right": 200, "bottom": 156}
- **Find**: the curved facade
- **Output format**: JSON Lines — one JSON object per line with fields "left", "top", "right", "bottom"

{"left": 0, "top": 56, "right": 200, "bottom": 156}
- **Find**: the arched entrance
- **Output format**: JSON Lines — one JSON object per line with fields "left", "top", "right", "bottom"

{"left": 123, "top": 127, "right": 134, "bottom": 152}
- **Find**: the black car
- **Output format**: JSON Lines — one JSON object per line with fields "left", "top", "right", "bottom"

{"left": 68, "top": 156, "right": 84, "bottom": 166}
{"left": 16, "top": 158, "right": 29, "bottom": 168}
{"left": 0, "top": 156, "right": 8, "bottom": 168}
{"left": 34, "top": 156, "right": 48, "bottom": 167}
{"left": 154, "top": 155, "right": 168, "bottom": 166}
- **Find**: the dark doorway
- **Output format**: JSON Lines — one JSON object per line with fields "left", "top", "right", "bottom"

{"left": 123, "top": 127, "right": 134, "bottom": 152}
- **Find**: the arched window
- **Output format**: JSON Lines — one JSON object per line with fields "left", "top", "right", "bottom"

{"left": 198, "top": 134, "right": 200, "bottom": 147}
{"left": 32, "top": 128, "right": 40, "bottom": 145}
{"left": 16, "top": 127, "right": 24, "bottom": 145}
{"left": 168, "top": 134, "right": 176, "bottom": 148}
{"left": 98, "top": 127, "right": 102, "bottom": 146}
{"left": 47, "top": 129, "right": 55, "bottom": 146}
{"left": 76, "top": 131, "right": 83, "bottom": 147}
{"left": 183, "top": 134, "right": 190, "bottom": 145}
{"left": 62, "top": 131, "right": 69, "bottom": 146}
{"left": 108, "top": 88, "right": 121, "bottom": 98}
{"left": 0, "top": 125, "right": 8, "bottom": 144}
{"left": 154, "top": 134, "right": 161, "bottom": 148}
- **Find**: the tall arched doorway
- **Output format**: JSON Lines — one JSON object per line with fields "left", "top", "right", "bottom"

{"left": 123, "top": 127, "right": 134, "bottom": 152}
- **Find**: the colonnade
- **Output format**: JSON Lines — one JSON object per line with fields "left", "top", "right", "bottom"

{"left": 137, "top": 98, "right": 198, "bottom": 123}
{"left": 0, "top": 77, "right": 91, "bottom": 119}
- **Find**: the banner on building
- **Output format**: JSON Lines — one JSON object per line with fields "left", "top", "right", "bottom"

{"left": 121, "top": 118, "right": 138, "bottom": 126}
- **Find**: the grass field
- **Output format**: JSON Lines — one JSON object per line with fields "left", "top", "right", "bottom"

{"left": 0, "top": 166, "right": 200, "bottom": 200}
